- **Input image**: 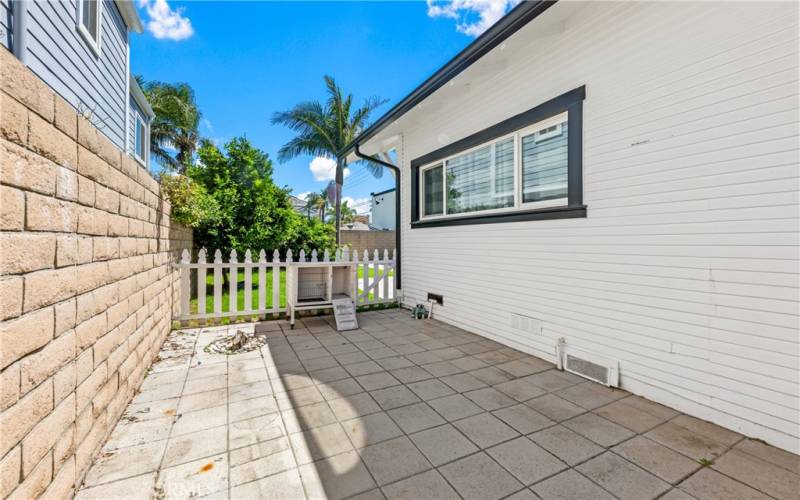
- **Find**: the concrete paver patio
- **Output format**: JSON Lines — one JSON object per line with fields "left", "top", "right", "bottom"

{"left": 76, "top": 309, "right": 799, "bottom": 499}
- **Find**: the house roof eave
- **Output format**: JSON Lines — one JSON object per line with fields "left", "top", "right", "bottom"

{"left": 340, "top": 0, "right": 557, "bottom": 161}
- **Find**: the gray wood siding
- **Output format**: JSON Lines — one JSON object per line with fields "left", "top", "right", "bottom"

{"left": 0, "top": 0, "right": 9, "bottom": 49}
{"left": 24, "top": 0, "right": 128, "bottom": 149}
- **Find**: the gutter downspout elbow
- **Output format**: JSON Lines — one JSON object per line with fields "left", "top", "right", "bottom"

{"left": 351, "top": 145, "right": 402, "bottom": 291}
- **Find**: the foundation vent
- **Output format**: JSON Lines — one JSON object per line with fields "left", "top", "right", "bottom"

{"left": 557, "top": 341, "right": 619, "bottom": 387}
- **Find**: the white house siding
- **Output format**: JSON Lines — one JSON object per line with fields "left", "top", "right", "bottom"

{"left": 394, "top": 2, "right": 799, "bottom": 452}
{"left": 24, "top": 0, "right": 128, "bottom": 149}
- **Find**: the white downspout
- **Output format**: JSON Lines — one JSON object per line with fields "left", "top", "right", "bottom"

{"left": 124, "top": 36, "right": 131, "bottom": 154}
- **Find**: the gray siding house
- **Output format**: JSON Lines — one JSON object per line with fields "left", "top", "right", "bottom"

{"left": 3, "top": 0, "right": 153, "bottom": 167}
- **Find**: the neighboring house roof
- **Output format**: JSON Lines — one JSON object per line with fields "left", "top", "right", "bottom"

{"left": 289, "top": 195, "right": 309, "bottom": 212}
{"left": 370, "top": 188, "right": 396, "bottom": 197}
{"left": 116, "top": 0, "right": 144, "bottom": 33}
{"left": 342, "top": 0, "right": 555, "bottom": 159}
{"left": 130, "top": 75, "right": 155, "bottom": 119}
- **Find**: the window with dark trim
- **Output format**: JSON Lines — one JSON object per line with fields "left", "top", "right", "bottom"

{"left": 411, "top": 86, "right": 586, "bottom": 228}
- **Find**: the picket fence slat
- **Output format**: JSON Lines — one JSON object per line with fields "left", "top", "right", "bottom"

{"left": 174, "top": 248, "right": 397, "bottom": 322}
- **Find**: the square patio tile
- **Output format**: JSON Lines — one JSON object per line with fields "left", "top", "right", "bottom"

{"left": 76, "top": 473, "right": 157, "bottom": 500}
{"left": 381, "top": 470, "right": 460, "bottom": 500}
{"left": 345, "top": 360, "right": 385, "bottom": 377}
{"left": 390, "top": 366, "right": 434, "bottom": 384}
{"left": 376, "top": 356, "right": 414, "bottom": 370}
{"left": 453, "top": 412, "right": 519, "bottom": 449}
{"left": 299, "top": 450, "right": 376, "bottom": 500}
{"left": 594, "top": 400, "right": 669, "bottom": 433}
{"left": 356, "top": 372, "right": 401, "bottom": 391}
{"left": 229, "top": 468, "right": 306, "bottom": 499}
{"left": 734, "top": 438, "right": 800, "bottom": 474}
{"left": 177, "top": 388, "right": 227, "bottom": 414}
{"left": 671, "top": 414, "right": 742, "bottom": 446}
{"left": 156, "top": 453, "right": 228, "bottom": 499}
{"left": 309, "top": 366, "right": 350, "bottom": 383}
{"left": 103, "top": 417, "right": 173, "bottom": 450}
{"left": 427, "top": 393, "right": 484, "bottom": 421}
{"left": 282, "top": 401, "right": 337, "bottom": 433}
{"left": 555, "top": 382, "right": 621, "bottom": 410}
{"left": 469, "top": 366, "right": 515, "bottom": 385}
{"left": 577, "top": 452, "right": 670, "bottom": 500}
{"left": 229, "top": 413, "right": 285, "bottom": 450}
{"left": 317, "top": 378, "right": 365, "bottom": 400}
{"left": 645, "top": 421, "right": 729, "bottom": 460}
{"left": 523, "top": 369, "right": 582, "bottom": 392}
{"left": 562, "top": 412, "right": 635, "bottom": 447}
{"left": 487, "top": 436, "right": 566, "bottom": 485}
{"left": 388, "top": 403, "right": 446, "bottom": 434}
{"left": 421, "top": 361, "right": 463, "bottom": 377}
{"left": 439, "top": 452, "right": 523, "bottom": 500}
{"left": 439, "top": 373, "right": 487, "bottom": 393}
{"left": 229, "top": 436, "right": 291, "bottom": 467}
{"left": 613, "top": 436, "right": 700, "bottom": 484}
{"left": 464, "top": 387, "right": 516, "bottom": 411}
{"left": 343, "top": 412, "right": 404, "bottom": 448}
{"left": 171, "top": 405, "right": 227, "bottom": 437}
{"left": 407, "top": 379, "right": 455, "bottom": 401}
{"left": 529, "top": 425, "right": 605, "bottom": 466}
{"left": 360, "top": 436, "right": 432, "bottom": 485}
{"left": 328, "top": 393, "right": 381, "bottom": 420}
{"left": 162, "top": 416, "right": 226, "bottom": 462}
{"left": 679, "top": 468, "right": 772, "bottom": 500}
{"left": 531, "top": 469, "right": 615, "bottom": 500}
{"left": 229, "top": 395, "right": 278, "bottom": 422}
{"left": 370, "top": 385, "right": 421, "bottom": 410}
{"left": 712, "top": 448, "right": 799, "bottom": 500}
{"left": 229, "top": 447, "right": 295, "bottom": 486}
{"left": 492, "top": 404, "right": 554, "bottom": 434}
{"left": 493, "top": 379, "right": 546, "bottom": 402}
{"left": 83, "top": 440, "right": 167, "bottom": 487}
{"left": 450, "top": 356, "right": 489, "bottom": 371}
{"left": 410, "top": 424, "right": 479, "bottom": 466}
{"left": 525, "top": 394, "right": 585, "bottom": 422}
{"left": 289, "top": 422, "right": 353, "bottom": 464}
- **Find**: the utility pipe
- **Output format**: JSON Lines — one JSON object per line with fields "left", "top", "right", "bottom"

{"left": 11, "top": 0, "right": 28, "bottom": 63}
{"left": 351, "top": 145, "right": 402, "bottom": 290}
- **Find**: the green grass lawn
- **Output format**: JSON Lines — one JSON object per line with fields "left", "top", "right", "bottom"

{"left": 187, "top": 265, "right": 394, "bottom": 324}
{"left": 190, "top": 268, "right": 286, "bottom": 314}
{"left": 357, "top": 265, "right": 395, "bottom": 279}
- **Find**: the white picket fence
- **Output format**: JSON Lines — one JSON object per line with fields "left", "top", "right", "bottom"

{"left": 174, "top": 248, "right": 396, "bottom": 322}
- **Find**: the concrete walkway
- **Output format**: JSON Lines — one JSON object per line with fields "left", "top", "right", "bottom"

{"left": 76, "top": 310, "right": 798, "bottom": 499}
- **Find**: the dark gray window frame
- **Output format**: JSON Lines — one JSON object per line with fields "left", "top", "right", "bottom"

{"left": 410, "top": 86, "right": 586, "bottom": 228}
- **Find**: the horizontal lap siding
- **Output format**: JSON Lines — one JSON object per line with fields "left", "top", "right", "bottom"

{"left": 397, "top": 1, "right": 799, "bottom": 452}
{"left": 24, "top": 0, "right": 127, "bottom": 149}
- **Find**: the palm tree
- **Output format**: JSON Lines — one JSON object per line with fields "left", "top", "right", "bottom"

{"left": 142, "top": 80, "right": 201, "bottom": 172}
{"left": 327, "top": 200, "right": 357, "bottom": 225}
{"left": 271, "top": 76, "right": 385, "bottom": 242}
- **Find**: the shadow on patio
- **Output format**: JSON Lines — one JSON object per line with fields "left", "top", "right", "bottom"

{"left": 75, "top": 310, "right": 798, "bottom": 500}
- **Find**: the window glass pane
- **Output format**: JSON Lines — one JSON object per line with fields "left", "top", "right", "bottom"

{"left": 423, "top": 165, "right": 443, "bottom": 216}
{"left": 446, "top": 138, "right": 514, "bottom": 215}
{"left": 135, "top": 118, "right": 144, "bottom": 159}
{"left": 82, "top": 0, "right": 98, "bottom": 40}
{"left": 521, "top": 119, "right": 568, "bottom": 203}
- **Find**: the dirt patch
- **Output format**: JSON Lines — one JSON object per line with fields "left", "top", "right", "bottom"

{"left": 204, "top": 330, "right": 267, "bottom": 355}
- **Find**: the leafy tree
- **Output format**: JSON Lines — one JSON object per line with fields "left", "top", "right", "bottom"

{"left": 142, "top": 80, "right": 201, "bottom": 172}
{"left": 160, "top": 174, "right": 221, "bottom": 228}
{"left": 185, "top": 137, "right": 335, "bottom": 255}
{"left": 327, "top": 200, "right": 357, "bottom": 224}
{"left": 271, "top": 76, "right": 385, "bottom": 242}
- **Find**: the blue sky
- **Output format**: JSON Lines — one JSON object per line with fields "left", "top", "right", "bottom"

{"left": 132, "top": 0, "right": 518, "bottom": 213}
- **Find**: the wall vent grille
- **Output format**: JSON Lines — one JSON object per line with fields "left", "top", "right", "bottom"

{"left": 557, "top": 342, "right": 619, "bottom": 387}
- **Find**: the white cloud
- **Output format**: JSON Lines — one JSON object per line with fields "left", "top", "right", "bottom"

{"left": 295, "top": 191, "right": 312, "bottom": 201}
{"left": 427, "top": 0, "right": 521, "bottom": 36}
{"left": 139, "top": 0, "right": 194, "bottom": 41}
{"left": 309, "top": 156, "right": 350, "bottom": 182}
{"left": 342, "top": 196, "right": 371, "bottom": 215}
